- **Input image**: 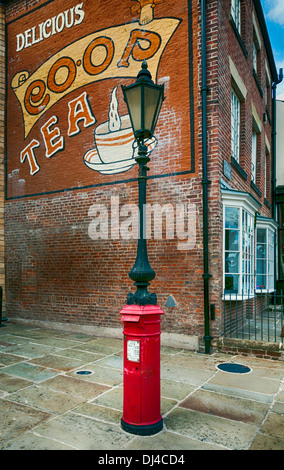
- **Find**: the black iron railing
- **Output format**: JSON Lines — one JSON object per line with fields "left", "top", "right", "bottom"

{"left": 223, "top": 290, "right": 284, "bottom": 343}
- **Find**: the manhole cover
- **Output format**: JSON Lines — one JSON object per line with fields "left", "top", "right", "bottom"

{"left": 217, "top": 363, "right": 251, "bottom": 374}
{"left": 75, "top": 370, "right": 92, "bottom": 375}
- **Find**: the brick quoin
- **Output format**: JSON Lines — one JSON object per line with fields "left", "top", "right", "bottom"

{"left": 2, "top": 0, "right": 279, "bottom": 351}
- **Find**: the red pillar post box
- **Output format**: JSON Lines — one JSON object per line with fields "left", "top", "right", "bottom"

{"left": 120, "top": 303, "right": 164, "bottom": 435}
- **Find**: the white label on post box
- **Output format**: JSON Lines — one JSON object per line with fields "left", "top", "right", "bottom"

{"left": 127, "top": 340, "right": 140, "bottom": 362}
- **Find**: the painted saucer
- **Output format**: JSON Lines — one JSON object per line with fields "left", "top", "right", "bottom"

{"left": 83, "top": 147, "right": 136, "bottom": 175}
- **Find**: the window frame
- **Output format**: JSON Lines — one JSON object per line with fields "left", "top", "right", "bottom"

{"left": 231, "top": 0, "right": 241, "bottom": 34}
{"left": 222, "top": 189, "right": 261, "bottom": 300}
{"left": 255, "top": 217, "right": 277, "bottom": 293}
{"left": 231, "top": 88, "right": 241, "bottom": 163}
{"left": 251, "top": 130, "right": 257, "bottom": 184}
{"left": 253, "top": 41, "right": 258, "bottom": 75}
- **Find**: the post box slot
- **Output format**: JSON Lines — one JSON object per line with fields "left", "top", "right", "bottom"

{"left": 121, "top": 315, "right": 140, "bottom": 323}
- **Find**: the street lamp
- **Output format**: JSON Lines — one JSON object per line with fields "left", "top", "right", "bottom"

{"left": 121, "top": 59, "right": 164, "bottom": 306}
{"left": 120, "top": 60, "right": 165, "bottom": 436}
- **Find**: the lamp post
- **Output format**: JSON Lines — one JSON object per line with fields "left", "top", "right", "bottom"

{"left": 121, "top": 59, "right": 164, "bottom": 306}
{"left": 120, "top": 60, "right": 165, "bottom": 436}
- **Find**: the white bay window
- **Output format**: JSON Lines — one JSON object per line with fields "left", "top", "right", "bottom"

{"left": 222, "top": 189, "right": 261, "bottom": 299}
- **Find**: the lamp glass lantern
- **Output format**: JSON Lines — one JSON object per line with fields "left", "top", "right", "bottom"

{"left": 122, "top": 60, "right": 164, "bottom": 142}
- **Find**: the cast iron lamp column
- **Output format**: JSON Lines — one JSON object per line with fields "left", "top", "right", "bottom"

{"left": 127, "top": 142, "right": 157, "bottom": 305}
{"left": 122, "top": 60, "right": 164, "bottom": 305}
{"left": 120, "top": 60, "right": 165, "bottom": 436}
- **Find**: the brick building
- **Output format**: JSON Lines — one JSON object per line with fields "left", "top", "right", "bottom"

{"left": 1, "top": 0, "right": 282, "bottom": 352}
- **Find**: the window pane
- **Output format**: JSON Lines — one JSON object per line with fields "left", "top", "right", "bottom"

{"left": 256, "top": 275, "right": 266, "bottom": 290}
{"left": 124, "top": 86, "right": 141, "bottom": 133}
{"left": 257, "top": 259, "right": 266, "bottom": 274}
{"left": 225, "top": 207, "right": 239, "bottom": 228}
{"left": 231, "top": 0, "right": 241, "bottom": 32}
{"left": 144, "top": 86, "right": 162, "bottom": 134}
{"left": 251, "top": 131, "right": 257, "bottom": 183}
{"left": 225, "top": 230, "right": 239, "bottom": 250}
{"left": 225, "top": 274, "right": 239, "bottom": 292}
{"left": 256, "top": 244, "right": 266, "bottom": 258}
{"left": 268, "top": 275, "right": 274, "bottom": 290}
{"left": 268, "top": 244, "right": 274, "bottom": 261}
{"left": 231, "top": 89, "right": 240, "bottom": 162}
{"left": 225, "top": 252, "right": 239, "bottom": 273}
{"left": 241, "top": 210, "right": 254, "bottom": 295}
{"left": 253, "top": 43, "right": 257, "bottom": 72}
{"left": 257, "top": 228, "right": 266, "bottom": 243}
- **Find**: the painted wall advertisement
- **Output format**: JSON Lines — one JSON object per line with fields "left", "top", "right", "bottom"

{"left": 6, "top": 0, "right": 197, "bottom": 199}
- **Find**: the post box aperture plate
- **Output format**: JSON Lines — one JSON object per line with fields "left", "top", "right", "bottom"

{"left": 127, "top": 340, "right": 140, "bottom": 362}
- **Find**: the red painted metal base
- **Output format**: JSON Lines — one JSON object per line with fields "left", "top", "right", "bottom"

{"left": 121, "top": 417, "right": 163, "bottom": 436}
{"left": 120, "top": 304, "right": 164, "bottom": 436}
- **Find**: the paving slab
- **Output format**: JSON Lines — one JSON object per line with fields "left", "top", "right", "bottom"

{"left": 260, "top": 412, "right": 284, "bottom": 439}
{"left": 275, "top": 390, "right": 284, "bottom": 402}
{"left": 6, "top": 329, "right": 67, "bottom": 340}
{"left": 0, "top": 343, "right": 60, "bottom": 358}
{"left": 28, "top": 354, "right": 83, "bottom": 371}
{"left": 91, "top": 386, "right": 123, "bottom": 410}
{"left": 0, "top": 352, "right": 27, "bottom": 366}
{"left": 1, "top": 432, "right": 75, "bottom": 450}
{"left": 95, "top": 354, "right": 123, "bottom": 369}
{"left": 32, "top": 412, "right": 132, "bottom": 450}
{"left": 162, "top": 351, "right": 231, "bottom": 371}
{"left": 0, "top": 362, "right": 59, "bottom": 383}
{"left": 40, "top": 374, "right": 110, "bottom": 399}
{"left": 161, "top": 363, "right": 215, "bottom": 385}
{"left": 206, "top": 369, "right": 281, "bottom": 395}
{"left": 72, "top": 402, "right": 122, "bottom": 424}
{"left": 180, "top": 389, "right": 270, "bottom": 425}
{"left": 0, "top": 333, "right": 33, "bottom": 345}
{"left": 165, "top": 407, "right": 258, "bottom": 450}
{"left": 124, "top": 430, "right": 225, "bottom": 450}
{"left": 27, "top": 337, "right": 85, "bottom": 349}
{"left": 67, "top": 364, "right": 123, "bottom": 386}
{"left": 161, "top": 379, "right": 195, "bottom": 401}
{"left": 5, "top": 384, "right": 85, "bottom": 414}
{"left": 0, "top": 399, "right": 51, "bottom": 445}
{"left": 0, "top": 373, "right": 32, "bottom": 394}
{"left": 49, "top": 348, "right": 104, "bottom": 363}
{"left": 75, "top": 340, "right": 123, "bottom": 355}
{"left": 249, "top": 433, "right": 284, "bottom": 450}
{"left": 202, "top": 382, "right": 275, "bottom": 404}
{"left": 272, "top": 401, "right": 284, "bottom": 414}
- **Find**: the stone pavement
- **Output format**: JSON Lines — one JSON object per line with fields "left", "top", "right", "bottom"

{"left": 0, "top": 321, "right": 283, "bottom": 451}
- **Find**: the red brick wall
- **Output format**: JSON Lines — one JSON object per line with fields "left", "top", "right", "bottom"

{"left": 4, "top": 0, "right": 208, "bottom": 338}
{"left": 4, "top": 0, "right": 275, "bottom": 345}
{"left": 218, "top": 0, "right": 273, "bottom": 214}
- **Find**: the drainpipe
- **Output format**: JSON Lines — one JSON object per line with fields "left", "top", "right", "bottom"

{"left": 201, "top": 0, "right": 212, "bottom": 354}
{"left": 271, "top": 68, "right": 283, "bottom": 294}
{"left": 271, "top": 68, "right": 283, "bottom": 221}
